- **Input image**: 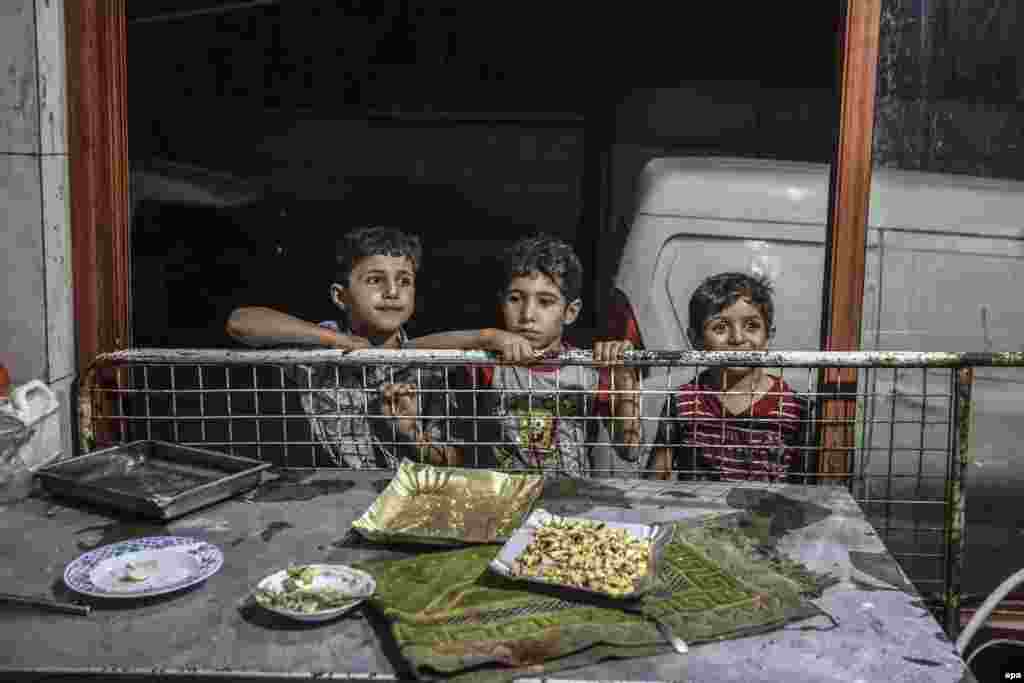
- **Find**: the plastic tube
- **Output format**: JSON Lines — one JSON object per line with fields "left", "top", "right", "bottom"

{"left": 956, "top": 567, "right": 1024, "bottom": 655}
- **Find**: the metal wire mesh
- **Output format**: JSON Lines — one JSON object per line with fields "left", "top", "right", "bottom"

{"left": 79, "top": 347, "right": 1024, "bottom": 633}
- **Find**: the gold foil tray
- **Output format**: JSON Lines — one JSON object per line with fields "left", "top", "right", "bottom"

{"left": 350, "top": 460, "right": 544, "bottom": 545}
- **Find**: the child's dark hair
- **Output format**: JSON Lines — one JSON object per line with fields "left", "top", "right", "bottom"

{"left": 688, "top": 272, "right": 775, "bottom": 347}
{"left": 500, "top": 233, "right": 583, "bottom": 302}
{"left": 335, "top": 226, "right": 422, "bottom": 286}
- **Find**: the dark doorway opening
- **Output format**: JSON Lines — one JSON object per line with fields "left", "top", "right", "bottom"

{"left": 127, "top": 1, "right": 841, "bottom": 348}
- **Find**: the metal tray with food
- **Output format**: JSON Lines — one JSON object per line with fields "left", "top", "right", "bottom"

{"left": 36, "top": 440, "right": 272, "bottom": 519}
{"left": 350, "top": 459, "right": 544, "bottom": 546}
{"left": 488, "top": 508, "right": 674, "bottom": 600}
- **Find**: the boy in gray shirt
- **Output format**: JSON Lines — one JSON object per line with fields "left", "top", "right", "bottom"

{"left": 408, "top": 234, "right": 640, "bottom": 476}
{"left": 226, "top": 226, "right": 459, "bottom": 468}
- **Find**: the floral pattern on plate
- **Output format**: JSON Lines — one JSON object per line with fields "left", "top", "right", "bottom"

{"left": 64, "top": 536, "right": 223, "bottom": 599}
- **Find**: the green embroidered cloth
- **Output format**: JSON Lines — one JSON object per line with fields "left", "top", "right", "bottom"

{"left": 356, "top": 517, "right": 837, "bottom": 682}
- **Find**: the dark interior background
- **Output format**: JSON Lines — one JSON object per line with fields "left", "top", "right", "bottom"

{"left": 126, "top": 1, "right": 1024, "bottom": 348}
{"left": 126, "top": 0, "right": 842, "bottom": 348}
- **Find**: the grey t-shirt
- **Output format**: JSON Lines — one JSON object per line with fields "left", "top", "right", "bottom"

{"left": 286, "top": 321, "right": 458, "bottom": 468}
{"left": 470, "top": 359, "right": 606, "bottom": 477}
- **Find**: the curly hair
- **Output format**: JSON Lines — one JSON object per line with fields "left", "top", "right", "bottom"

{"left": 499, "top": 233, "right": 583, "bottom": 302}
{"left": 335, "top": 226, "right": 422, "bottom": 286}
{"left": 688, "top": 272, "right": 776, "bottom": 348}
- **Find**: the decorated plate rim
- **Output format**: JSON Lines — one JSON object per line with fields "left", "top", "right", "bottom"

{"left": 63, "top": 535, "right": 223, "bottom": 599}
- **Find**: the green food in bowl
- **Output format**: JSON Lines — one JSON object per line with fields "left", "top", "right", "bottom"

{"left": 254, "top": 586, "right": 358, "bottom": 613}
{"left": 255, "top": 565, "right": 364, "bottom": 614}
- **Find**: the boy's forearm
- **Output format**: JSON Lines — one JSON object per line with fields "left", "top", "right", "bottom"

{"left": 226, "top": 307, "right": 345, "bottom": 348}
{"left": 408, "top": 428, "right": 461, "bottom": 466}
{"left": 648, "top": 447, "right": 673, "bottom": 480}
{"left": 438, "top": 445, "right": 462, "bottom": 467}
{"left": 408, "top": 329, "right": 492, "bottom": 350}
{"left": 609, "top": 368, "right": 641, "bottom": 448}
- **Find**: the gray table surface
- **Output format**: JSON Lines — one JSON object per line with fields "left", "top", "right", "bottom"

{"left": 0, "top": 470, "right": 977, "bottom": 683}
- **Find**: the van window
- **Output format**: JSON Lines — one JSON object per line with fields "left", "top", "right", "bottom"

{"left": 656, "top": 229, "right": 826, "bottom": 353}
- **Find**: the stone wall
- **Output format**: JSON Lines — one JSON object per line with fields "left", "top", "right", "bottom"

{"left": 0, "top": 0, "right": 74, "bottom": 463}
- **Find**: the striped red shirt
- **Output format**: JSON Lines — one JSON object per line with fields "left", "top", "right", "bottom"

{"left": 660, "top": 372, "right": 804, "bottom": 482}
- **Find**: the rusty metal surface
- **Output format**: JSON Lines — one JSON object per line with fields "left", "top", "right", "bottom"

{"left": 944, "top": 367, "right": 974, "bottom": 635}
{"left": 0, "top": 471, "right": 972, "bottom": 682}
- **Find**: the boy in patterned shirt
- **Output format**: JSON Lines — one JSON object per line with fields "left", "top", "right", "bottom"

{"left": 649, "top": 272, "right": 805, "bottom": 482}
{"left": 226, "top": 226, "right": 459, "bottom": 468}
{"left": 407, "top": 234, "right": 641, "bottom": 477}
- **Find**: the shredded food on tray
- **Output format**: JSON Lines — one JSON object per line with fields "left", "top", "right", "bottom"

{"left": 512, "top": 518, "right": 651, "bottom": 596}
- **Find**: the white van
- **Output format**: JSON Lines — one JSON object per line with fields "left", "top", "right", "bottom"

{"left": 603, "top": 156, "right": 1024, "bottom": 591}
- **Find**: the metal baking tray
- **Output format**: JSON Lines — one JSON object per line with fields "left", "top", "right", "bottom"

{"left": 488, "top": 508, "right": 674, "bottom": 600}
{"left": 350, "top": 459, "right": 544, "bottom": 546}
{"left": 35, "top": 440, "right": 272, "bottom": 519}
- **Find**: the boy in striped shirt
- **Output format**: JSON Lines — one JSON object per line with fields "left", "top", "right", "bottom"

{"left": 649, "top": 272, "right": 804, "bottom": 482}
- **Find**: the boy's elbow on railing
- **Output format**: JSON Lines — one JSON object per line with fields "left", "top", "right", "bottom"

{"left": 225, "top": 308, "right": 257, "bottom": 346}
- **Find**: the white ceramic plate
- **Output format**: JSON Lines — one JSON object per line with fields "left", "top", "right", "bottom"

{"left": 253, "top": 564, "right": 376, "bottom": 622}
{"left": 64, "top": 536, "right": 223, "bottom": 599}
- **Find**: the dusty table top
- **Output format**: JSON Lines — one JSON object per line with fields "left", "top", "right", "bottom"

{"left": 0, "top": 471, "right": 975, "bottom": 682}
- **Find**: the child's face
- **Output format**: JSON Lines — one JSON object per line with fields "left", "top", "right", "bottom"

{"left": 332, "top": 254, "right": 416, "bottom": 337}
{"left": 699, "top": 297, "right": 770, "bottom": 373}
{"left": 501, "top": 272, "right": 580, "bottom": 354}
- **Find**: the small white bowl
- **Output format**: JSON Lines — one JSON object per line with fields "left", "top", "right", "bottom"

{"left": 253, "top": 564, "right": 376, "bottom": 623}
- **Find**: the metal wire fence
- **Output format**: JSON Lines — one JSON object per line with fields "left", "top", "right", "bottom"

{"left": 77, "top": 347, "right": 1024, "bottom": 633}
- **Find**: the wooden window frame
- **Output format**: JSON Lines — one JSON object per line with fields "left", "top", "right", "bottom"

{"left": 818, "top": 0, "right": 882, "bottom": 481}
{"left": 66, "top": 0, "right": 131, "bottom": 374}
{"left": 66, "top": 1, "right": 130, "bottom": 454}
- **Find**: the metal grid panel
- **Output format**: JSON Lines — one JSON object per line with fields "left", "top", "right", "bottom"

{"left": 78, "top": 348, "right": 1024, "bottom": 632}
